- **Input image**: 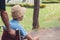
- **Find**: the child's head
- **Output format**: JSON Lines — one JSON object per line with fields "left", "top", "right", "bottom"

{"left": 11, "top": 5, "right": 26, "bottom": 21}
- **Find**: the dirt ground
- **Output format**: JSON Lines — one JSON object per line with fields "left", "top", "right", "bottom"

{"left": 0, "top": 27, "right": 60, "bottom": 40}
{"left": 30, "top": 27, "right": 60, "bottom": 40}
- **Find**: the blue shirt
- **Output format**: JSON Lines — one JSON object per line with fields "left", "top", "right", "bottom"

{"left": 3, "top": 19, "right": 27, "bottom": 37}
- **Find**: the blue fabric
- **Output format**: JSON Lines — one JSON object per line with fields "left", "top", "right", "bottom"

{"left": 3, "top": 19, "right": 27, "bottom": 37}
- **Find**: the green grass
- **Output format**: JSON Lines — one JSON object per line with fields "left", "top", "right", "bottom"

{"left": 1, "top": 3, "right": 60, "bottom": 32}
{"left": 40, "top": 3, "right": 60, "bottom": 28}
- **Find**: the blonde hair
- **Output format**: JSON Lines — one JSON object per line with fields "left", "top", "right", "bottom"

{"left": 11, "top": 5, "right": 26, "bottom": 19}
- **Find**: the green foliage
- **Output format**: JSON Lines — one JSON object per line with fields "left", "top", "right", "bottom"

{"left": 20, "top": 4, "right": 34, "bottom": 8}
{"left": 40, "top": 4, "right": 46, "bottom": 8}
{"left": 6, "top": 4, "right": 46, "bottom": 8}
{"left": 6, "top": 4, "right": 16, "bottom": 6}
{"left": 41, "top": 0, "right": 60, "bottom": 2}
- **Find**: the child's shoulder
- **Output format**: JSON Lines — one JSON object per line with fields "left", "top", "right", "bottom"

{"left": 10, "top": 19, "right": 20, "bottom": 25}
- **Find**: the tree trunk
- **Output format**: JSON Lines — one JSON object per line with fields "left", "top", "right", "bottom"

{"left": 33, "top": 0, "right": 40, "bottom": 29}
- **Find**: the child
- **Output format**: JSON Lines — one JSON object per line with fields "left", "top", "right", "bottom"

{"left": 2, "top": 5, "right": 39, "bottom": 40}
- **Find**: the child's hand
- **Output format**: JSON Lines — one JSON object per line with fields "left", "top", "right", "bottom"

{"left": 33, "top": 36, "right": 39, "bottom": 40}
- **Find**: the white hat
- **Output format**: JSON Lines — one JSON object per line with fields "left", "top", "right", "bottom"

{"left": 11, "top": 5, "right": 26, "bottom": 18}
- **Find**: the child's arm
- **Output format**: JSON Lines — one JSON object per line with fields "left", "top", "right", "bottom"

{"left": 18, "top": 25, "right": 39, "bottom": 40}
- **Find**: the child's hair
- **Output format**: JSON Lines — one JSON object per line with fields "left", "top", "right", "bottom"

{"left": 11, "top": 5, "right": 26, "bottom": 19}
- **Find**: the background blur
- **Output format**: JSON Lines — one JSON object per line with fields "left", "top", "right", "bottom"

{"left": 0, "top": 0, "right": 60, "bottom": 34}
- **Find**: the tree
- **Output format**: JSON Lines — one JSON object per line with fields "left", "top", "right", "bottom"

{"left": 33, "top": 0, "right": 40, "bottom": 29}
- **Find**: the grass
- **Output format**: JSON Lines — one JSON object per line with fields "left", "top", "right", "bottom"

{"left": 40, "top": 3, "right": 60, "bottom": 28}
{"left": 1, "top": 3, "right": 60, "bottom": 32}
